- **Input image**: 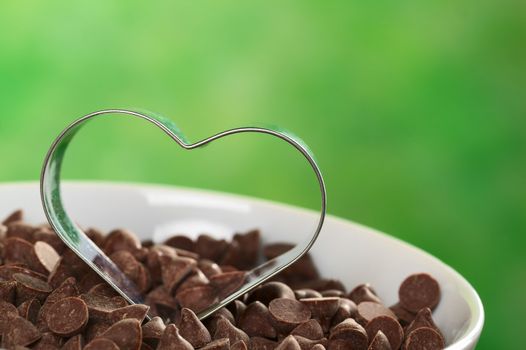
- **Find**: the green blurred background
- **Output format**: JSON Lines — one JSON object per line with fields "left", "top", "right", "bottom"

{"left": 0, "top": 1, "right": 524, "bottom": 348}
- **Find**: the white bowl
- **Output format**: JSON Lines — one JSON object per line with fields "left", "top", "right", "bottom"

{"left": 0, "top": 182, "right": 483, "bottom": 349}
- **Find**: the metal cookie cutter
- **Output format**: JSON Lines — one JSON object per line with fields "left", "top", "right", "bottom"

{"left": 40, "top": 109, "right": 326, "bottom": 320}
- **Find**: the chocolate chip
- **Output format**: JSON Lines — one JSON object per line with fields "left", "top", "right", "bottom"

{"left": 151, "top": 244, "right": 178, "bottom": 258}
{"left": 0, "top": 225, "right": 6, "bottom": 241}
{"left": 14, "top": 272, "right": 52, "bottom": 303}
{"left": 145, "top": 249, "right": 164, "bottom": 284}
{"left": 0, "top": 280, "right": 17, "bottom": 304}
{"left": 330, "top": 338, "right": 360, "bottom": 349}
{"left": 329, "top": 318, "right": 368, "bottom": 350}
{"left": 300, "top": 297, "right": 339, "bottom": 332}
{"left": 404, "top": 327, "right": 445, "bottom": 350}
{"left": 269, "top": 298, "right": 311, "bottom": 333}
{"left": 171, "top": 249, "right": 199, "bottom": 263}
{"left": 110, "top": 250, "right": 151, "bottom": 293}
{"left": 294, "top": 335, "right": 328, "bottom": 349}
{"left": 47, "top": 257, "right": 75, "bottom": 289}
{"left": 206, "top": 308, "right": 236, "bottom": 334}
{"left": 229, "top": 300, "right": 247, "bottom": 323}
{"left": 80, "top": 293, "right": 128, "bottom": 321}
{"left": 263, "top": 243, "right": 293, "bottom": 259}
{"left": 364, "top": 316, "right": 403, "bottom": 350}
{"left": 160, "top": 255, "right": 196, "bottom": 294}
{"left": 2, "top": 316, "right": 42, "bottom": 348}
{"left": 142, "top": 316, "right": 166, "bottom": 348}
{"left": 141, "top": 340, "right": 154, "bottom": 349}
{"left": 77, "top": 271, "right": 105, "bottom": 294}
{"left": 103, "top": 229, "right": 142, "bottom": 254}
{"left": 157, "top": 323, "right": 193, "bottom": 350}
{"left": 53, "top": 276, "right": 79, "bottom": 299}
{"left": 6, "top": 222, "right": 35, "bottom": 241}
{"left": 214, "top": 316, "right": 250, "bottom": 344}
{"left": 34, "top": 241, "right": 60, "bottom": 273}
{"left": 0, "top": 301, "right": 20, "bottom": 333}
{"left": 17, "top": 297, "right": 41, "bottom": 324}
{"left": 147, "top": 285, "right": 177, "bottom": 308}
{"left": 198, "top": 259, "right": 223, "bottom": 278}
{"left": 83, "top": 319, "right": 111, "bottom": 343}
{"left": 132, "top": 246, "right": 149, "bottom": 262}
{"left": 0, "top": 264, "right": 46, "bottom": 281}
{"left": 46, "top": 297, "right": 88, "bottom": 336}
{"left": 220, "top": 265, "right": 239, "bottom": 273}
{"left": 311, "top": 344, "right": 327, "bottom": 350}
{"left": 164, "top": 235, "right": 195, "bottom": 252}
{"left": 232, "top": 339, "right": 249, "bottom": 350}
{"left": 405, "top": 307, "right": 444, "bottom": 341}
{"left": 33, "top": 228, "right": 67, "bottom": 255}
{"left": 89, "top": 283, "right": 119, "bottom": 298}
{"left": 291, "top": 319, "right": 324, "bottom": 340}
{"left": 249, "top": 336, "right": 278, "bottom": 350}
{"left": 246, "top": 282, "right": 296, "bottom": 305}
{"left": 238, "top": 301, "right": 277, "bottom": 339}
{"left": 276, "top": 335, "right": 302, "bottom": 350}
{"left": 61, "top": 334, "right": 84, "bottom": 350}
{"left": 176, "top": 285, "right": 218, "bottom": 314}
{"left": 356, "top": 302, "right": 396, "bottom": 325}
{"left": 349, "top": 284, "right": 382, "bottom": 304}
{"left": 84, "top": 338, "right": 120, "bottom": 350}
{"left": 2, "top": 209, "right": 23, "bottom": 225}
{"left": 231, "top": 230, "right": 260, "bottom": 269}
{"left": 177, "top": 307, "right": 212, "bottom": 348}
{"left": 210, "top": 271, "right": 246, "bottom": 299}
{"left": 133, "top": 262, "right": 152, "bottom": 293}
{"left": 109, "top": 304, "right": 149, "bottom": 323}
{"left": 32, "top": 331, "right": 64, "bottom": 349}
{"left": 178, "top": 267, "right": 209, "bottom": 291}
{"left": 264, "top": 243, "right": 319, "bottom": 282}
{"left": 368, "top": 330, "right": 391, "bottom": 350}
{"left": 220, "top": 240, "right": 243, "bottom": 269}
{"left": 85, "top": 228, "right": 105, "bottom": 248}
{"left": 388, "top": 302, "right": 415, "bottom": 327}
{"left": 101, "top": 318, "right": 142, "bottom": 350}
{"left": 200, "top": 338, "right": 230, "bottom": 350}
{"left": 294, "top": 289, "right": 322, "bottom": 299}
{"left": 61, "top": 249, "right": 90, "bottom": 274}
{"left": 146, "top": 290, "right": 177, "bottom": 321}
{"left": 321, "top": 290, "right": 345, "bottom": 298}
{"left": 399, "top": 273, "right": 441, "bottom": 312}
{"left": 5, "top": 237, "right": 46, "bottom": 274}
{"left": 292, "top": 279, "right": 345, "bottom": 293}
{"left": 196, "top": 234, "right": 229, "bottom": 262}
{"left": 331, "top": 298, "right": 357, "bottom": 326}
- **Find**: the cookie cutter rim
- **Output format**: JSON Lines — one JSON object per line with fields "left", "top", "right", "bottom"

{"left": 40, "top": 108, "right": 327, "bottom": 319}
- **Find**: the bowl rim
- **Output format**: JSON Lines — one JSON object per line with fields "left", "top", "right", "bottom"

{"left": 0, "top": 180, "right": 484, "bottom": 349}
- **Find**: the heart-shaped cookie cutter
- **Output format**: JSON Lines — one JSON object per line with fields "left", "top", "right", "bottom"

{"left": 40, "top": 109, "right": 326, "bottom": 319}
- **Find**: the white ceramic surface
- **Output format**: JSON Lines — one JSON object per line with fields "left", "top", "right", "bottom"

{"left": 0, "top": 182, "right": 483, "bottom": 349}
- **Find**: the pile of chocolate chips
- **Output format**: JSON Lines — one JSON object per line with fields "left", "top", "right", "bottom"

{"left": 0, "top": 210, "right": 445, "bottom": 350}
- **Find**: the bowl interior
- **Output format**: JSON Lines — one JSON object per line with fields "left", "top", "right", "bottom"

{"left": 0, "top": 182, "right": 483, "bottom": 349}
